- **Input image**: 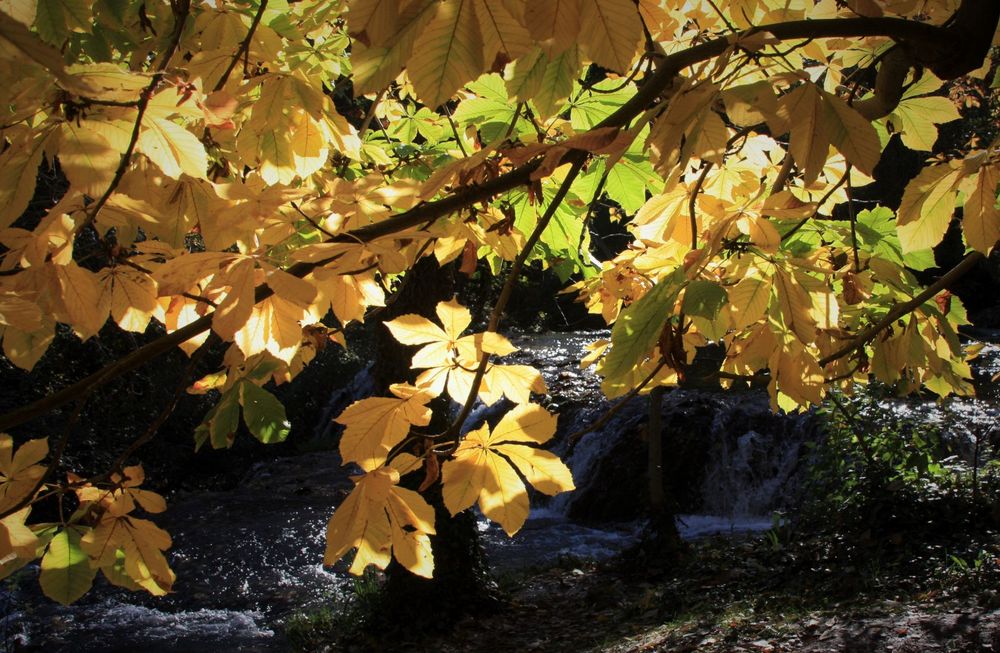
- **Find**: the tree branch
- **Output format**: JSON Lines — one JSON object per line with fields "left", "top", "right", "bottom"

{"left": 818, "top": 251, "right": 985, "bottom": 368}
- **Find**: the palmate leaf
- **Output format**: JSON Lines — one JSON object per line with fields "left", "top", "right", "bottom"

{"left": 336, "top": 383, "right": 434, "bottom": 471}
{"left": 0, "top": 434, "right": 48, "bottom": 513}
{"left": 324, "top": 466, "right": 436, "bottom": 578}
{"left": 385, "top": 299, "right": 516, "bottom": 402}
{"left": 442, "top": 403, "right": 573, "bottom": 536}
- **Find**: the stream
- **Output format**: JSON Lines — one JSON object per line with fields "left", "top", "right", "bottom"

{"left": 5, "top": 332, "right": 999, "bottom": 652}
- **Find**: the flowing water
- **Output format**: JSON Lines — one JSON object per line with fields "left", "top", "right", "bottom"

{"left": 6, "top": 334, "right": 999, "bottom": 652}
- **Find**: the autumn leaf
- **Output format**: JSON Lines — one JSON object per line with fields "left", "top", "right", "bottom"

{"left": 579, "top": 0, "right": 642, "bottom": 73}
{"left": 442, "top": 403, "right": 573, "bottom": 536}
{"left": 324, "top": 466, "right": 436, "bottom": 578}
{"left": 963, "top": 165, "right": 999, "bottom": 254}
{"left": 337, "top": 383, "right": 434, "bottom": 471}
{"left": 897, "top": 162, "right": 964, "bottom": 253}
{"left": 408, "top": 0, "right": 484, "bottom": 108}
{"left": 0, "top": 434, "right": 48, "bottom": 513}
{"left": 136, "top": 118, "right": 209, "bottom": 180}
{"left": 0, "top": 507, "right": 39, "bottom": 571}
{"left": 97, "top": 266, "right": 159, "bottom": 333}
{"left": 385, "top": 299, "right": 516, "bottom": 402}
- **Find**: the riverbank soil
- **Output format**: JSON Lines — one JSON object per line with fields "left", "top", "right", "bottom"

{"left": 301, "top": 532, "right": 1000, "bottom": 653}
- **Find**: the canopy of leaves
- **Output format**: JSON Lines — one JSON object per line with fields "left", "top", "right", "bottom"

{"left": 0, "top": 0, "right": 997, "bottom": 596}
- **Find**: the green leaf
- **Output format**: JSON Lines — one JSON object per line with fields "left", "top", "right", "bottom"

{"left": 604, "top": 154, "right": 661, "bottom": 214}
{"left": 453, "top": 73, "right": 519, "bottom": 142}
{"left": 682, "top": 280, "right": 728, "bottom": 321}
{"left": 194, "top": 386, "right": 241, "bottom": 450}
{"left": 602, "top": 269, "right": 684, "bottom": 383}
{"left": 570, "top": 78, "right": 635, "bottom": 131}
{"left": 39, "top": 528, "right": 96, "bottom": 605}
{"left": 35, "top": 0, "right": 92, "bottom": 45}
{"left": 683, "top": 279, "right": 729, "bottom": 340}
{"left": 239, "top": 381, "right": 290, "bottom": 444}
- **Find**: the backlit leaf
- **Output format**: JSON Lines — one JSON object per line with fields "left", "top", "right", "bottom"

{"left": 442, "top": 403, "right": 572, "bottom": 535}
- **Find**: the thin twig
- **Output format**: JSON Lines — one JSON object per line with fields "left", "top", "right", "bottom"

{"left": 213, "top": 0, "right": 269, "bottom": 92}
{"left": 0, "top": 395, "right": 89, "bottom": 521}
{"left": 818, "top": 251, "right": 985, "bottom": 367}
{"left": 689, "top": 162, "right": 713, "bottom": 250}
{"left": 78, "top": 1, "right": 191, "bottom": 233}
{"left": 440, "top": 155, "right": 587, "bottom": 444}
{"left": 566, "top": 360, "right": 668, "bottom": 451}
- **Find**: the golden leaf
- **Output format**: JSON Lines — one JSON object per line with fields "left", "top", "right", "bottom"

{"left": 442, "top": 404, "right": 573, "bottom": 535}
{"left": 136, "top": 118, "right": 209, "bottom": 180}
{"left": 324, "top": 466, "right": 436, "bottom": 578}
{"left": 336, "top": 384, "right": 434, "bottom": 471}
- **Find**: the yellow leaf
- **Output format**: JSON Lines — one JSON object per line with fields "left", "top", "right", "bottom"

{"left": 0, "top": 9, "right": 94, "bottom": 95}
{"left": 336, "top": 383, "right": 434, "bottom": 471}
{"left": 773, "top": 265, "right": 817, "bottom": 343}
{"left": 0, "top": 507, "right": 38, "bottom": 565}
{"left": 2, "top": 315, "right": 55, "bottom": 371}
{"left": 897, "top": 163, "right": 963, "bottom": 253}
{"left": 821, "top": 89, "right": 881, "bottom": 177}
{"left": 97, "top": 266, "right": 158, "bottom": 333}
{"left": 289, "top": 111, "right": 330, "bottom": 179}
{"left": 58, "top": 121, "right": 120, "bottom": 197}
{"left": 0, "top": 132, "right": 45, "bottom": 228}
{"left": 210, "top": 257, "right": 257, "bottom": 341}
{"left": 963, "top": 165, "right": 999, "bottom": 254}
{"left": 0, "top": 434, "right": 47, "bottom": 513}
{"left": 0, "top": 294, "right": 43, "bottom": 332}
{"left": 442, "top": 404, "right": 572, "bottom": 535}
{"left": 408, "top": 0, "right": 484, "bottom": 108}
{"left": 532, "top": 45, "right": 580, "bottom": 120}
{"left": 728, "top": 276, "right": 771, "bottom": 330}
{"left": 579, "top": 0, "right": 642, "bottom": 73}
{"left": 348, "top": 0, "right": 402, "bottom": 47}
{"left": 778, "top": 82, "right": 828, "bottom": 185}
{"left": 472, "top": 0, "right": 531, "bottom": 69}
{"left": 312, "top": 268, "right": 385, "bottom": 326}
{"left": 324, "top": 466, "right": 436, "bottom": 578}
{"left": 233, "top": 296, "right": 305, "bottom": 363}
{"left": 136, "top": 118, "right": 209, "bottom": 180}
{"left": 479, "top": 363, "right": 547, "bottom": 405}
{"left": 152, "top": 251, "right": 238, "bottom": 296}
{"left": 524, "top": 0, "right": 580, "bottom": 53}
{"left": 65, "top": 62, "right": 148, "bottom": 103}
{"left": 50, "top": 261, "right": 105, "bottom": 339}
{"left": 351, "top": 0, "right": 437, "bottom": 97}
{"left": 386, "top": 300, "right": 516, "bottom": 402}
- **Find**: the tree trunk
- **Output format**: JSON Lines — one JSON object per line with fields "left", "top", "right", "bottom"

{"left": 371, "top": 257, "right": 500, "bottom": 627}
{"left": 643, "top": 386, "right": 683, "bottom": 557}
